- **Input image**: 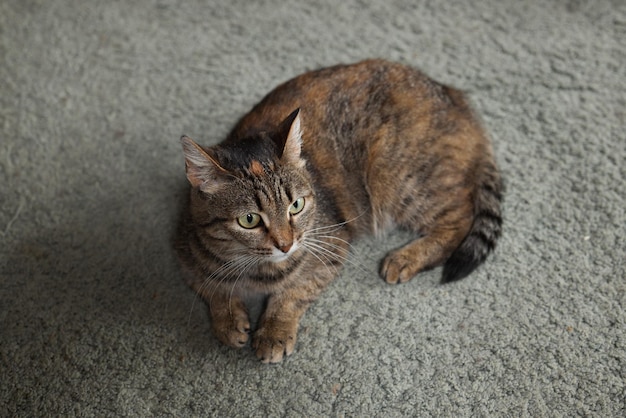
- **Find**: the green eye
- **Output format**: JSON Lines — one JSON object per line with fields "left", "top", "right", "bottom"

{"left": 289, "top": 197, "right": 305, "bottom": 215}
{"left": 237, "top": 213, "right": 262, "bottom": 229}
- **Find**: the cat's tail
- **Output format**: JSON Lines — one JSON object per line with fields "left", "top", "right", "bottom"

{"left": 442, "top": 162, "right": 503, "bottom": 282}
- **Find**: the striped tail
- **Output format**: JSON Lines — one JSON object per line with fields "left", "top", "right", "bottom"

{"left": 442, "top": 163, "right": 503, "bottom": 282}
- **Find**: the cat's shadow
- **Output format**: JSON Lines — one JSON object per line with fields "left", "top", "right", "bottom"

{"left": 5, "top": 167, "right": 226, "bottom": 359}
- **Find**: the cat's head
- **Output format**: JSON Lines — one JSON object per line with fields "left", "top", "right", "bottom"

{"left": 181, "top": 109, "right": 316, "bottom": 269}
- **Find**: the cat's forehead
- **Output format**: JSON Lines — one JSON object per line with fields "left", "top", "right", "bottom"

{"left": 239, "top": 159, "right": 308, "bottom": 202}
{"left": 217, "top": 135, "right": 278, "bottom": 171}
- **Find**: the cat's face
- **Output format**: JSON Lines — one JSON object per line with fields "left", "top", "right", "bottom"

{"left": 192, "top": 163, "right": 316, "bottom": 266}
{"left": 182, "top": 109, "right": 316, "bottom": 271}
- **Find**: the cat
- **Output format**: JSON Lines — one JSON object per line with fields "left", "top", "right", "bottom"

{"left": 175, "top": 59, "right": 502, "bottom": 363}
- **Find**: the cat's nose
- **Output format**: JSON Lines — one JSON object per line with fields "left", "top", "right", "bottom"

{"left": 278, "top": 242, "right": 293, "bottom": 253}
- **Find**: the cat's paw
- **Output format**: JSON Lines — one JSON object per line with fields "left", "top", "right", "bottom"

{"left": 212, "top": 314, "right": 251, "bottom": 348}
{"left": 252, "top": 321, "right": 298, "bottom": 364}
{"left": 380, "top": 250, "right": 420, "bottom": 284}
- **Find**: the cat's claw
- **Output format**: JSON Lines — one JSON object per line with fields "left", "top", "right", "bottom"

{"left": 252, "top": 324, "right": 297, "bottom": 363}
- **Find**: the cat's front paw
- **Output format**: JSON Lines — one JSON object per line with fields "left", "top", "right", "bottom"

{"left": 252, "top": 321, "right": 298, "bottom": 363}
{"left": 211, "top": 313, "right": 251, "bottom": 349}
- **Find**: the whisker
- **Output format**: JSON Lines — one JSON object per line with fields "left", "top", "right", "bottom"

{"left": 212, "top": 255, "right": 256, "bottom": 299}
{"left": 304, "top": 238, "right": 371, "bottom": 276}
{"left": 315, "top": 234, "right": 354, "bottom": 248}
{"left": 303, "top": 210, "right": 368, "bottom": 235}
{"left": 303, "top": 240, "right": 351, "bottom": 266}
{"left": 306, "top": 236, "right": 351, "bottom": 255}
{"left": 227, "top": 255, "right": 262, "bottom": 317}
{"left": 187, "top": 260, "right": 235, "bottom": 325}
{"left": 187, "top": 254, "right": 259, "bottom": 327}
{"left": 301, "top": 244, "right": 339, "bottom": 277}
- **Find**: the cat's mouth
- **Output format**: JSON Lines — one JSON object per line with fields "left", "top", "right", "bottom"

{"left": 267, "top": 242, "right": 299, "bottom": 263}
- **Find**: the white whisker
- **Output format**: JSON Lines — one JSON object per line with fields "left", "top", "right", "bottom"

{"left": 315, "top": 234, "right": 354, "bottom": 248}
{"left": 303, "top": 210, "right": 368, "bottom": 235}
{"left": 301, "top": 244, "right": 339, "bottom": 277}
{"left": 302, "top": 241, "right": 351, "bottom": 268}
{"left": 304, "top": 237, "right": 370, "bottom": 276}
{"left": 227, "top": 255, "right": 262, "bottom": 317}
{"left": 307, "top": 236, "right": 351, "bottom": 254}
{"left": 187, "top": 253, "right": 259, "bottom": 327}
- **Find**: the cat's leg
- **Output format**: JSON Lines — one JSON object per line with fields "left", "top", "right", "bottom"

{"left": 202, "top": 290, "right": 251, "bottom": 348}
{"left": 380, "top": 206, "right": 472, "bottom": 284}
{"left": 252, "top": 292, "right": 307, "bottom": 363}
{"left": 252, "top": 248, "right": 347, "bottom": 363}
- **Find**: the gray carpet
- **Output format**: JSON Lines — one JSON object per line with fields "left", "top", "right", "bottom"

{"left": 1, "top": 0, "right": 624, "bottom": 416}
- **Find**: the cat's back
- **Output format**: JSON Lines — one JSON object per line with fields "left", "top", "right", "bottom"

{"left": 228, "top": 59, "right": 457, "bottom": 143}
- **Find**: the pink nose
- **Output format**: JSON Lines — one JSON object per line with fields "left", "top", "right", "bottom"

{"left": 278, "top": 242, "right": 293, "bottom": 253}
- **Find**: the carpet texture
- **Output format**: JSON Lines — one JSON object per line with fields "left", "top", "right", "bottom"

{"left": 1, "top": 0, "right": 624, "bottom": 416}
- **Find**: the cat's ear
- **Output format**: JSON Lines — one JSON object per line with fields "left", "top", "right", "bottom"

{"left": 180, "top": 135, "right": 229, "bottom": 193}
{"left": 274, "top": 108, "right": 305, "bottom": 168}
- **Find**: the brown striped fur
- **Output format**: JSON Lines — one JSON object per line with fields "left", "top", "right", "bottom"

{"left": 176, "top": 59, "right": 502, "bottom": 363}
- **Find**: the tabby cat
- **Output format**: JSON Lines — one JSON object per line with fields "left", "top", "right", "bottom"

{"left": 176, "top": 59, "right": 502, "bottom": 363}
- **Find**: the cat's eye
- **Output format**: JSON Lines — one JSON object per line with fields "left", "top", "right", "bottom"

{"left": 237, "top": 213, "right": 262, "bottom": 229}
{"left": 289, "top": 197, "right": 305, "bottom": 215}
